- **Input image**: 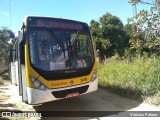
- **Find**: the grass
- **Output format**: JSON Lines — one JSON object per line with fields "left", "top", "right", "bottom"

{"left": 98, "top": 57, "right": 160, "bottom": 106}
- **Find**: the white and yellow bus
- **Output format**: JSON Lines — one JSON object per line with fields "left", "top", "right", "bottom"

{"left": 9, "top": 16, "right": 98, "bottom": 104}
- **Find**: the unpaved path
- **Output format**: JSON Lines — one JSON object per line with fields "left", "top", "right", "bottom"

{"left": 0, "top": 77, "right": 159, "bottom": 120}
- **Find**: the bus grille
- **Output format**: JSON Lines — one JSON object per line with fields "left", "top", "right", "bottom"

{"left": 51, "top": 85, "right": 89, "bottom": 98}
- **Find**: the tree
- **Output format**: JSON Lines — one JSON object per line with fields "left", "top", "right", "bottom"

{"left": 100, "top": 12, "right": 124, "bottom": 27}
{"left": 0, "top": 27, "right": 15, "bottom": 65}
{"left": 128, "top": 0, "right": 160, "bottom": 57}
{"left": 90, "top": 12, "right": 130, "bottom": 61}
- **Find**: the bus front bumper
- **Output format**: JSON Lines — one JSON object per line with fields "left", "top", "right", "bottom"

{"left": 26, "top": 80, "right": 98, "bottom": 104}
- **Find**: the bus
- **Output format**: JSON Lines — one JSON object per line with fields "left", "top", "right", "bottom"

{"left": 9, "top": 16, "right": 98, "bottom": 104}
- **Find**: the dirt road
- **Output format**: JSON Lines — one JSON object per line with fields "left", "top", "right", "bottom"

{"left": 0, "top": 79, "right": 160, "bottom": 120}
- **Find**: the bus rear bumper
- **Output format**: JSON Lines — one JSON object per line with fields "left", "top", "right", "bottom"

{"left": 26, "top": 79, "right": 98, "bottom": 104}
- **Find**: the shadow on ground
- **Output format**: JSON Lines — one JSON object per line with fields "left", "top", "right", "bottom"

{"left": 0, "top": 104, "right": 14, "bottom": 108}
{"left": 99, "top": 85, "right": 144, "bottom": 102}
{"left": 32, "top": 85, "right": 143, "bottom": 120}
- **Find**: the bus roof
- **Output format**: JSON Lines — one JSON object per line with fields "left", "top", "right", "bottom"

{"left": 22, "top": 16, "right": 89, "bottom": 31}
{"left": 24, "top": 16, "right": 86, "bottom": 22}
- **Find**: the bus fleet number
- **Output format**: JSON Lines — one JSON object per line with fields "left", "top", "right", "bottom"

{"left": 80, "top": 78, "right": 87, "bottom": 83}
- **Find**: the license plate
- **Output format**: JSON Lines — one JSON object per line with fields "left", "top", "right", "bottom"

{"left": 67, "top": 92, "right": 79, "bottom": 98}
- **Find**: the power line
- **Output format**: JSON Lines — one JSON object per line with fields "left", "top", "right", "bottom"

{"left": 9, "top": 0, "right": 11, "bottom": 29}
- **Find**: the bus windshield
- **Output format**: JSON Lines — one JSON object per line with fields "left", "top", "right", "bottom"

{"left": 28, "top": 29, "right": 94, "bottom": 71}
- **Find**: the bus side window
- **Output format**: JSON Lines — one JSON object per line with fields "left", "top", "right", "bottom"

{"left": 8, "top": 50, "right": 14, "bottom": 63}
{"left": 18, "top": 31, "right": 25, "bottom": 65}
{"left": 15, "top": 42, "right": 18, "bottom": 61}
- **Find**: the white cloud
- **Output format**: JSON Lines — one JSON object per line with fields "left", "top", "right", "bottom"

{"left": 1, "top": 11, "right": 10, "bottom": 16}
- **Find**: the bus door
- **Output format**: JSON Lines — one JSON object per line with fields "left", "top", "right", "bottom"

{"left": 17, "top": 30, "right": 27, "bottom": 102}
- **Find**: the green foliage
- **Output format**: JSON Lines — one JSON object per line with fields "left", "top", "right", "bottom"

{"left": 100, "top": 12, "right": 123, "bottom": 27}
{"left": 128, "top": 0, "right": 160, "bottom": 58}
{"left": 98, "top": 58, "right": 160, "bottom": 104}
{"left": 0, "top": 27, "right": 15, "bottom": 65}
{"left": 90, "top": 12, "right": 130, "bottom": 59}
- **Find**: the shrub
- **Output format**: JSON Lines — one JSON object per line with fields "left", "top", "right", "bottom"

{"left": 98, "top": 57, "right": 160, "bottom": 104}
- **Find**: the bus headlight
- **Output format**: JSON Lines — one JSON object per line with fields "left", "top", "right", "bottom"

{"left": 34, "top": 81, "right": 40, "bottom": 88}
{"left": 30, "top": 76, "right": 46, "bottom": 90}
{"left": 91, "top": 70, "right": 97, "bottom": 82}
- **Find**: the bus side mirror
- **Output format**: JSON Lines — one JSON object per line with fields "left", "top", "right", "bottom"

{"left": 22, "top": 24, "right": 26, "bottom": 44}
{"left": 18, "top": 30, "right": 26, "bottom": 44}
{"left": 22, "top": 30, "right": 26, "bottom": 44}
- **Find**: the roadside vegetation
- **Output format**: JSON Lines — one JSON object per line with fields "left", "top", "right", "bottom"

{"left": 90, "top": 0, "right": 160, "bottom": 106}
{"left": 98, "top": 57, "right": 160, "bottom": 106}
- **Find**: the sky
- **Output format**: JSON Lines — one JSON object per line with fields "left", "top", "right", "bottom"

{"left": 0, "top": 0, "right": 152, "bottom": 34}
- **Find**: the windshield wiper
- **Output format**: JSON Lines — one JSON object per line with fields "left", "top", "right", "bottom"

{"left": 48, "top": 30, "right": 66, "bottom": 59}
{"left": 65, "top": 30, "right": 80, "bottom": 69}
{"left": 71, "top": 30, "right": 81, "bottom": 44}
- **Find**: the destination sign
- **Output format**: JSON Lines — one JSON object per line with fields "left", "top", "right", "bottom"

{"left": 27, "top": 17, "right": 85, "bottom": 30}
{"left": 37, "top": 20, "right": 83, "bottom": 29}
